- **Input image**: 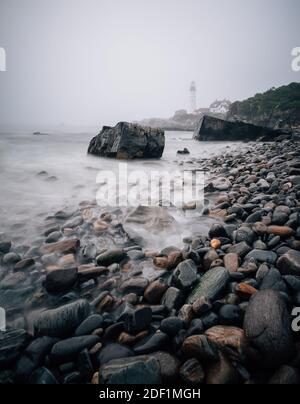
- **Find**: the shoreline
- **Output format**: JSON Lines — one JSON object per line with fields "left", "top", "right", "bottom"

{"left": 1, "top": 135, "right": 300, "bottom": 384}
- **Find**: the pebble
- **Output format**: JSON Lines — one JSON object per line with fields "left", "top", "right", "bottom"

{"left": 75, "top": 314, "right": 104, "bottom": 336}
{"left": 119, "top": 277, "right": 149, "bottom": 295}
{"left": 144, "top": 279, "right": 168, "bottom": 304}
{"left": 187, "top": 267, "right": 229, "bottom": 304}
{"left": 160, "top": 317, "right": 184, "bottom": 337}
{"left": 34, "top": 299, "right": 90, "bottom": 338}
{"left": 3, "top": 252, "right": 21, "bottom": 266}
{"left": 124, "top": 307, "right": 152, "bottom": 334}
{"left": 277, "top": 249, "right": 300, "bottom": 276}
{"left": 98, "top": 343, "right": 134, "bottom": 365}
{"left": 180, "top": 359, "right": 205, "bottom": 385}
{"left": 96, "top": 249, "right": 128, "bottom": 267}
{"left": 244, "top": 290, "right": 295, "bottom": 368}
{"left": 45, "top": 267, "right": 78, "bottom": 294}
{"left": 172, "top": 259, "right": 198, "bottom": 290}
{"left": 51, "top": 335, "right": 101, "bottom": 363}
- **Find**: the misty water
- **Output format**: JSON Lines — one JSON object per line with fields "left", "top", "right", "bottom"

{"left": 0, "top": 130, "right": 242, "bottom": 248}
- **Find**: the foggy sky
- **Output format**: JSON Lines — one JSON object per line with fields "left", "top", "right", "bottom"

{"left": 0, "top": 0, "right": 300, "bottom": 128}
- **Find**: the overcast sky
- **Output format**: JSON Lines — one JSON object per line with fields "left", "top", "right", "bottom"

{"left": 0, "top": 0, "right": 299, "bottom": 128}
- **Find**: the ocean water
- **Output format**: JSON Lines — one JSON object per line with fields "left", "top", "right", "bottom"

{"left": 0, "top": 130, "right": 242, "bottom": 247}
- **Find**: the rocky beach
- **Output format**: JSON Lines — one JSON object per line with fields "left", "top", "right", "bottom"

{"left": 1, "top": 129, "right": 300, "bottom": 385}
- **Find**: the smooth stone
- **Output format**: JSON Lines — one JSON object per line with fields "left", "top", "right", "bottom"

{"left": 186, "top": 319, "right": 204, "bottom": 337}
{"left": 209, "top": 224, "right": 228, "bottom": 239}
{"left": 45, "top": 267, "right": 78, "bottom": 294}
{"left": 98, "top": 343, "right": 134, "bottom": 365}
{"left": 0, "top": 272, "right": 26, "bottom": 289}
{"left": 277, "top": 250, "right": 300, "bottom": 276}
{"left": 134, "top": 331, "right": 169, "bottom": 355}
{"left": 244, "top": 290, "right": 294, "bottom": 368}
{"left": 201, "top": 312, "right": 219, "bottom": 330}
{"left": 224, "top": 253, "right": 239, "bottom": 273}
{"left": 160, "top": 317, "right": 184, "bottom": 337}
{"left": 219, "top": 305, "right": 243, "bottom": 326}
{"left": 192, "top": 296, "right": 212, "bottom": 316}
{"left": 51, "top": 335, "right": 100, "bottom": 363}
{"left": 228, "top": 242, "right": 252, "bottom": 258}
{"left": 25, "top": 337, "right": 58, "bottom": 365}
{"left": 181, "top": 335, "right": 219, "bottom": 363}
{"left": 206, "top": 353, "right": 240, "bottom": 384}
{"left": 186, "top": 267, "right": 229, "bottom": 304}
{"left": 34, "top": 299, "right": 90, "bottom": 337}
{"left": 14, "top": 258, "right": 35, "bottom": 270}
{"left": 283, "top": 275, "right": 300, "bottom": 292}
{"left": 45, "top": 231, "right": 62, "bottom": 244}
{"left": 29, "top": 368, "right": 59, "bottom": 385}
{"left": 0, "top": 329, "right": 29, "bottom": 366}
{"left": 124, "top": 307, "right": 152, "bottom": 334}
{"left": 268, "top": 365, "right": 300, "bottom": 385}
{"left": 260, "top": 269, "right": 287, "bottom": 293}
{"left": 151, "top": 351, "right": 180, "bottom": 382}
{"left": 172, "top": 259, "right": 198, "bottom": 290}
{"left": 75, "top": 314, "right": 104, "bottom": 336}
{"left": 245, "top": 211, "right": 263, "bottom": 223}
{"left": 119, "top": 277, "right": 149, "bottom": 295}
{"left": 0, "top": 241, "right": 12, "bottom": 255}
{"left": 40, "top": 238, "right": 80, "bottom": 255}
{"left": 245, "top": 249, "right": 277, "bottom": 264}
{"left": 161, "top": 287, "right": 183, "bottom": 312}
{"left": 99, "top": 355, "right": 161, "bottom": 384}
{"left": 144, "top": 279, "right": 168, "bottom": 304}
{"left": 2, "top": 252, "right": 21, "bottom": 266}
{"left": 205, "top": 325, "right": 247, "bottom": 362}
{"left": 96, "top": 249, "right": 128, "bottom": 267}
{"left": 180, "top": 359, "right": 205, "bottom": 385}
{"left": 235, "top": 227, "right": 255, "bottom": 245}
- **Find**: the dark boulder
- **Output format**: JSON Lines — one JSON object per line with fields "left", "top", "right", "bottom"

{"left": 194, "top": 115, "right": 284, "bottom": 142}
{"left": 88, "top": 122, "right": 165, "bottom": 159}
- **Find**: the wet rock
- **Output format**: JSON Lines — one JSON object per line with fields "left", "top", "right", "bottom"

{"left": 235, "top": 283, "right": 257, "bottom": 298}
{"left": 29, "top": 368, "right": 59, "bottom": 385}
{"left": 51, "top": 335, "right": 100, "bottom": 363}
{"left": 235, "top": 227, "right": 255, "bottom": 245}
{"left": 118, "top": 331, "right": 148, "bottom": 346}
{"left": 206, "top": 353, "right": 240, "bottom": 384}
{"left": 45, "top": 231, "right": 62, "bottom": 244}
{"left": 34, "top": 299, "right": 90, "bottom": 337}
{"left": 209, "top": 224, "right": 228, "bottom": 239}
{"left": 144, "top": 279, "right": 168, "bottom": 304}
{"left": 245, "top": 249, "right": 277, "bottom": 265}
{"left": 75, "top": 314, "right": 104, "bottom": 336}
{"left": 187, "top": 267, "right": 229, "bottom": 304}
{"left": 205, "top": 325, "right": 248, "bottom": 362}
{"left": 3, "top": 252, "right": 21, "bottom": 266}
{"left": 151, "top": 351, "right": 180, "bottom": 382}
{"left": 96, "top": 249, "right": 128, "bottom": 267}
{"left": 192, "top": 296, "right": 212, "bottom": 316}
{"left": 0, "top": 329, "right": 29, "bottom": 366}
{"left": 88, "top": 122, "right": 165, "bottom": 159}
{"left": 119, "top": 277, "right": 149, "bottom": 295}
{"left": 161, "top": 287, "right": 183, "bottom": 312}
{"left": 45, "top": 267, "right": 78, "bottom": 294}
{"left": 14, "top": 258, "right": 35, "bottom": 271}
{"left": 180, "top": 359, "right": 205, "bottom": 385}
{"left": 125, "top": 307, "right": 152, "bottom": 334}
{"left": 172, "top": 259, "right": 198, "bottom": 290}
{"left": 224, "top": 253, "right": 239, "bottom": 273}
{"left": 0, "top": 241, "right": 11, "bottom": 254}
{"left": 203, "top": 249, "right": 219, "bottom": 271}
{"left": 260, "top": 268, "right": 287, "bottom": 293}
{"left": 103, "top": 322, "right": 124, "bottom": 342}
{"left": 0, "top": 272, "right": 26, "bottom": 289}
{"left": 160, "top": 317, "right": 184, "bottom": 337}
{"left": 99, "top": 343, "right": 134, "bottom": 365}
{"left": 219, "top": 305, "right": 243, "bottom": 326}
{"left": 277, "top": 250, "right": 300, "bottom": 276}
{"left": 25, "top": 337, "right": 58, "bottom": 365}
{"left": 181, "top": 335, "right": 219, "bottom": 363}
{"left": 178, "top": 304, "right": 194, "bottom": 325}
{"left": 134, "top": 331, "right": 169, "bottom": 355}
{"left": 99, "top": 355, "right": 161, "bottom": 384}
{"left": 228, "top": 242, "right": 252, "bottom": 258}
{"left": 268, "top": 365, "right": 300, "bottom": 384}
{"left": 40, "top": 238, "right": 80, "bottom": 255}
{"left": 244, "top": 290, "right": 294, "bottom": 368}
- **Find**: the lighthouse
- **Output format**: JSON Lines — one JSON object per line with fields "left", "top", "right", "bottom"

{"left": 190, "top": 81, "right": 197, "bottom": 113}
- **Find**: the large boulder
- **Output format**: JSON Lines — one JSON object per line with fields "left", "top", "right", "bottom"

{"left": 194, "top": 115, "right": 283, "bottom": 142}
{"left": 88, "top": 122, "right": 165, "bottom": 159}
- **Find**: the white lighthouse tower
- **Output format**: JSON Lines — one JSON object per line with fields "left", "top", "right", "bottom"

{"left": 190, "top": 81, "right": 197, "bottom": 113}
